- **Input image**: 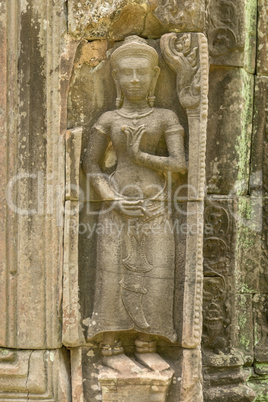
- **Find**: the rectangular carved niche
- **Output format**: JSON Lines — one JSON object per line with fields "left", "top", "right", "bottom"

{"left": 63, "top": 33, "right": 208, "bottom": 401}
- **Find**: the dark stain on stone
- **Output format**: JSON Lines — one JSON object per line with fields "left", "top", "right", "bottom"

{"left": 18, "top": 4, "right": 47, "bottom": 212}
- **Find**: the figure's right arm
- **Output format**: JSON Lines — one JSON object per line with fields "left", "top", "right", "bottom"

{"left": 83, "top": 113, "right": 146, "bottom": 217}
{"left": 82, "top": 116, "right": 117, "bottom": 201}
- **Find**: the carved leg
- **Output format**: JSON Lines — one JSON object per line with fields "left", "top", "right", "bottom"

{"left": 101, "top": 332, "right": 124, "bottom": 356}
{"left": 135, "top": 333, "right": 170, "bottom": 372}
{"left": 101, "top": 332, "right": 146, "bottom": 374}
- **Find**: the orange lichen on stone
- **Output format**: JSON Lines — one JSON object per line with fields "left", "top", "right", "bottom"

{"left": 75, "top": 40, "right": 109, "bottom": 68}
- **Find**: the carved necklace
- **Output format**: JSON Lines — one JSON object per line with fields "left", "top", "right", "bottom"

{"left": 116, "top": 108, "right": 154, "bottom": 126}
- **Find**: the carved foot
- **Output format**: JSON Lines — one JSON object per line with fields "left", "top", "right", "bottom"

{"left": 102, "top": 353, "right": 148, "bottom": 375}
{"left": 101, "top": 340, "right": 124, "bottom": 356}
{"left": 135, "top": 353, "right": 170, "bottom": 372}
{"left": 135, "top": 338, "right": 157, "bottom": 353}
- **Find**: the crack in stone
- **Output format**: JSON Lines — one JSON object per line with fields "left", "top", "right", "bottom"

{"left": 26, "top": 351, "right": 33, "bottom": 401}
{"left": 64, "top": 0, "right": 68, "bottom": 32}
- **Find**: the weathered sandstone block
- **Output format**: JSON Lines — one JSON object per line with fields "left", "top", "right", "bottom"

{"left": 206, "top": 68, "right": 254, "bottom": 195}
{"left": 235, "top": 197, "right": 263, "bottom": 294}
{"left": 68, "top": 0, "right": 205, "bottom": 40}
{"left": 202, "top": 197, "right": 258, "bottom": 400}
{"left": 203, "top": 371, "right": 256, "bottom": 402}
{"left": 253, "top": 294, "right": 268, "bottom": 371}
{"left": 235, "top": 294, "right": 254, "bottom": 364}
{"left": 0, "top": 348, "right": 71, "bottom": 401}
{"left": 257, "top": 0, "right": 268, "bottom": 75}
{"left": 203, "top": 198, "right": 256, "bottom": 358}
{"left": 250, "top": 77, "right": 268, "bottom": 196}
{"left": 207, "top": 0, "right": 257, "bottom": 72}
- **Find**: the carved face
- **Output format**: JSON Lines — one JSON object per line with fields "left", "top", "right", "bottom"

{"left": 114, "top": 57, "right": 158, "bottom": 102}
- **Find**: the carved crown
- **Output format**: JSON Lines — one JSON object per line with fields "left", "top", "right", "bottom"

{"left": 111, "top": 35, "right": 159, "bottom": 68}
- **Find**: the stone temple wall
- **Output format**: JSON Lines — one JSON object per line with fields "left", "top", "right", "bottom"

{"left": 0, "top": 0, "right": 267, "bottom": 401}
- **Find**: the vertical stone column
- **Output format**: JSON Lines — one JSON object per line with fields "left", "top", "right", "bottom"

{"left": 161, "top": 32, "right": 209, "bottom": 401}
{"left": 63, "top": 127, "right": 84, "bottom": 346}
{"left": 249, "top": 76, "right": 268, "bottom": 397}
{"left": 0, "top": 0, "right": 20, "bottom": 349}
{"left": 202, "top": 0, "right": 258, "bottom": 399}
{"left": 256, "top": 0, "right": 268, "bottom": 76}
{"left": 0, "top": 0, "right": 71, "bottom": 399}
{"left": 0, "top": 0, "right": 66, "bottom": 350}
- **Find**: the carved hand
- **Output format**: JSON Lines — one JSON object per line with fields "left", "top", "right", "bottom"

{"left": 121, "top": 125, "right": 146, "bottom": 161}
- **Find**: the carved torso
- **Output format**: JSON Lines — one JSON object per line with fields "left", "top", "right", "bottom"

{"left": 94, "top": 108, "right": 183, "bottom": 198}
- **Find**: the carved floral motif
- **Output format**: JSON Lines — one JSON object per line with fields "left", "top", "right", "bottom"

{"left": 154, "top": 0, "right": 200, "bottom": 27}
{"left": 161, "top": 33, "right": 200, "bottom": 110}
{"left": 202, "top": 201, "right": 233, "bottom": 355}
{"left": 254, "top": 295, "right": 268, "bottom": 364}
{"left": 202, "top": 277, "right": 228, "bottom": 354}
{"left": 207, "top": 0, "right": 242, "bottom": 58}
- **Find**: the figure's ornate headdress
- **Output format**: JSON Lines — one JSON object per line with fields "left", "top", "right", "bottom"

{"left": 111, "top": 36, "right": 160, "bottom": 108}
{"left": 111, "top": 36, "right": 159, "bottom": 69}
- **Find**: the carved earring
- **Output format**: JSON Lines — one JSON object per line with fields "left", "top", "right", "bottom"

{"left": 147, "top": 89, "right": 156, "bottom": 107}
{"left": 147, "top": 66, "right": 160, "bottom": 107}
{"left": 114, "top": 79, "right": 124, "bottom": 109}
{"left": 116, "top": 95, "right": 123, "bottom": 109}
{"left": 147, "top": 95, "right": 156, "bottom": 107}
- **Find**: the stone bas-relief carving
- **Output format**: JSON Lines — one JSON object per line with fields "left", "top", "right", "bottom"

{"left": 207, "top": 0, "right": 256, "bottom": 72}
{"left": 1, "top": 0, "right": 267, "bottom": 399}
{"left": 64, "top": 32, "right": 208, "bottom": 401}
{"left": 202, "top": 198, "right": 257, "bottom": 401}
{"left": 83, "top": 35, "right": 186, "bottom": 343}
{"left": 202, "top": 199, "right": 234, "bottom": 362}
{"left": 82, "top": 35, "right": 185, "bottom": 393}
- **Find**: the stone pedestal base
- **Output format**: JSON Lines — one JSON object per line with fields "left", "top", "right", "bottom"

{"left": 99, "top": 365, "right": 174, "bottom": 402}
{"left": 71, "top": 347, "right": 205, "bottom": 401}
{"left": 203, "top": 351, "right": 256, "bottom": 402}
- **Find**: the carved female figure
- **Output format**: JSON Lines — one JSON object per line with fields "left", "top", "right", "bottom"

{"left": 83, "top": 36, "right": 186, "bottom": 369}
